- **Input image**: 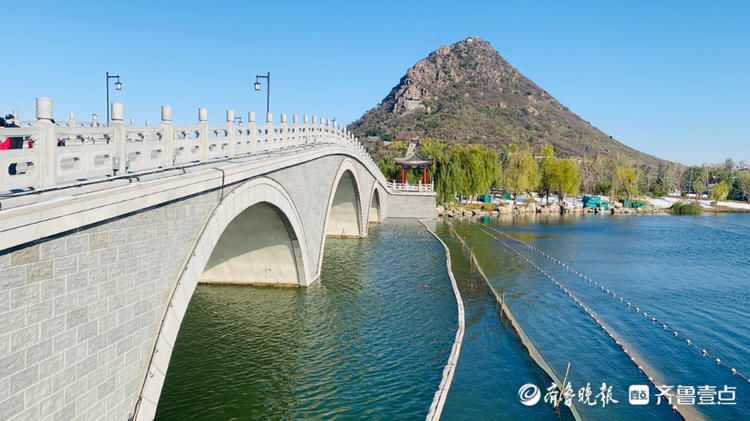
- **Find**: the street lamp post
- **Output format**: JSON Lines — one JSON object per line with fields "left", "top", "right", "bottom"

{"left": 254, "top": 72, "right": 270, "bottom": 116}
{"left": 106, "top": 72, "right": 122, "bottom": 125}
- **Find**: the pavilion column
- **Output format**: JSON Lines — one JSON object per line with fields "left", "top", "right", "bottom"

{"left": 422, "top": 167, "right": 427, "bottom": 184}
{"left": 401, "top": 167, "right": 405, "bottom": 184}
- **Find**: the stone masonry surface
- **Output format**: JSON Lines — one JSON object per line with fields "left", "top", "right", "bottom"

{"left": 0, "top": 189, "right": 219, "bottom": 421}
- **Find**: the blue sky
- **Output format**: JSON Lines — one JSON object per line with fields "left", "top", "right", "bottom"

{"left": 3, "top": 1, "right": 748, "bottom": 164}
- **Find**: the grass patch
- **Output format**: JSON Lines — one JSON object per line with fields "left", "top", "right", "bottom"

{"left": 670, "top": 201, "right": 702, "bottom": 215}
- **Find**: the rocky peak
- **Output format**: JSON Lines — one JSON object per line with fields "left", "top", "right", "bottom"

{"left": 350, "top": 37, "right": 664, "bottom": 168}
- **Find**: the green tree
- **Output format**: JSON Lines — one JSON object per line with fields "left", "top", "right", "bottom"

{"left": 537, "top": 145, "right": 556, "bottom": 204}
{"left": 615, "top": 164, "right": 637, "bottom": 203}
{"left": 551, "top": 158, "right": 581, "bottom": 202}
{"left": 503, "top": 145, "right": 537, "bottom": 203}
{"left": 739, "top": 172, "right": 750, "bottom": 202}
{"left": 709, "top": 180, "right": 729, "bottom": 203}
{"left": 377, "top": 157, "right": 401, "bottom": 181}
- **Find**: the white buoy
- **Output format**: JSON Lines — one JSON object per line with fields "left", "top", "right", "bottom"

{"left": 702, "top": 349, "right": 708, "bottom": 356}
{"left": 716, "top": 358, "right": 721, "bottom": 364}
{"left": 731, "top": 368, "right": 737, "bottom": 375}
{"left": 686, "top": 339, "right": 691, "bottom": 345}
{"left": 673, "top": 331, "right": 678, "bottom": 336}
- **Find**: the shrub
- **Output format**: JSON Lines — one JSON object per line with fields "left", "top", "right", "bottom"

{"left": 670, "top": 201, "right": 702, "bottom": 215}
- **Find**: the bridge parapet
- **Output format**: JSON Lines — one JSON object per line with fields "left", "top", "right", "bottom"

{"left": 1, "top": 97, "right": 384, "bottom": 192}
{"left": 386, "top": 181, "right": 434, "bottom": 192}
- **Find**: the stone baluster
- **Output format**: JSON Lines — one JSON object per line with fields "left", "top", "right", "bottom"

{"left": 248, "top": 111, "right": 256, "bottom": 154}
{"left": 303, "top": 115, "right": 309, "bottom": 144}
{"left": 198, "top": 108, "right": 208, "bottom": 161}
{"left": 111, "top": 102, "right": 127, "bottom": 174}
{"left": 91, "top": 114, "right": 98, "bottom": 128}
{"left": 265, "top": 112, "right": 273, "bottom": 149}
{"left": 226, "top": 109, "right": 236, "bottom": 156}
{"left": 280, "top": 114, "right": 288, "bottom": 146}
{"left": 67, "top": 112, "right": 76, "bottom": 129}
{"left": 161, "top": 106, "right": 174, "bottom": 167}
{"left": 130, "top": 117, "right": 135, "bottom": 126}
{"left": 33, "top": 97, "right": 56, "bottom": 187}
{"left": 292, "top": 115, "right": 299, "bottom": 146}
{"left": 311, "top": 116, "right": 317, "bottom": 144}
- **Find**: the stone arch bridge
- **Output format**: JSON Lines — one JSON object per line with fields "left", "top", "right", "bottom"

{"left": 0, "top": 98, "right": 435, "bottom": 420}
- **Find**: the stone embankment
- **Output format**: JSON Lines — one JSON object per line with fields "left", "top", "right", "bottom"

{"left": 437, "top": 201, "right": 662, "bottom": 218}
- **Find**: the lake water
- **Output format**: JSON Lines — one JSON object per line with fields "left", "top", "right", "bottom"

{"left": 155, "top": 220, "right": 457, "bottom": 420}
{"left": 156, "top": 214, "right": 749, "bottom": 420}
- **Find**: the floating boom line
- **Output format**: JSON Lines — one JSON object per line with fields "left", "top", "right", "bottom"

{"left": 421, "top": 220, "right": 465, "bottom": 421}
{"left": 447, "top": 222, "right": 583, "bottom": 421}
{"left": 486, "top": 225, "right": 750, "bottom": 386}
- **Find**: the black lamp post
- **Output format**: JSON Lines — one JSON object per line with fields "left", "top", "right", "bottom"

{"left": 106, "top": 72, "right": 122, "bottom": 125}
{"left": 254, "top": 72, "right": 270, "bottom": 116}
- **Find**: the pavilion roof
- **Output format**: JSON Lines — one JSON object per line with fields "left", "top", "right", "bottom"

{"left": 394, "top": 150, "right": 435, "bottom": 167}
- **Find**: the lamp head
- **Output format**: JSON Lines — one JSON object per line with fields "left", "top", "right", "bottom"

{"left": 115, "top": 81, "right": 122, "bottom": 90}
{"left": 254, "top": 81, "right": 261, "bottom": 91}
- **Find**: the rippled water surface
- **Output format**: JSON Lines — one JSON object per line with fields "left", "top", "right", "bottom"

{"left": 156, "top": 220, "right": 456, "bottom": 419}
{"left": 156, "top": 214, "right": 749, "bottom": 420}
{"left": 443, "top": 213, "right": 749, "bottom": 420}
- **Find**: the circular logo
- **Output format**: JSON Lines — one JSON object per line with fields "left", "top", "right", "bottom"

{"left": 518, "top": 383, "right": 542, "bottom": 406}
{"left": 518, "top": 383, "right": 541, "bottom": 406}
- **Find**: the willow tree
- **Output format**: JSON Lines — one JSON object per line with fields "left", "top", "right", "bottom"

{"left": 503, "top": 145, "right": 537, "bottom": 203}
{"left": 420, "top": 140, "right": 467, "bottom": 204}
{"left": 419, "top": 141, "right": 501, "bottom": 204}
{"left": 551, "top": 158, "right": 581, "bottom": 202}
{"left": 739, "top": 172, "right": 750, "bottom": 202}
{"left": 377, "top": 157, "right": 401, "bottom": 181}
{"left": 710, "top": 181, "right": 729, "bottom": 203}
{"left": 460, "top": 145, "right": 501, "bottom": 200}
{"left": 616, "top": 164, "right": 638, "bottom": 203}
{"left": 537, "top": 145, "right": 556, "bottom": 204}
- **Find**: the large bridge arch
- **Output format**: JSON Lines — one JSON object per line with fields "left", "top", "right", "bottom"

{"left": 133, "top": 177, "right": 312, "bottom": 420}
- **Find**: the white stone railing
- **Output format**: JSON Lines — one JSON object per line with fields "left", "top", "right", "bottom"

{"left": 0, "top": 98, "right": 385, "bottom": 192}
{"left": 386, "top": 181, "right": 434, "bottom": 192}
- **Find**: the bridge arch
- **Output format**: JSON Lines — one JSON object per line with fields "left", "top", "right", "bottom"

{"left": 314, "top": 159, "right": 365, "bottom": 276}
{"left": 368, "top": 184, "right": 383, "bottom": 223}
{"left": 323, "top": 159, "right": 365, "bottom": 238}
{"left": 133, "top": 177, "right": 312, "bottom": 420}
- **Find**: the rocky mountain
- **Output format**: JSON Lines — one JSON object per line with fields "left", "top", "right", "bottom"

{"left": 348, "top": 37, "right": 665, "bottom": 167}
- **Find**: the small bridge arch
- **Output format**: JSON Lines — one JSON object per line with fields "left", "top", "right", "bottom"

{"left": 368, "top": 184, "right": 383, "bottom": 223}
{"left": 323, "top": 159, "right": 365, "bottom": 238}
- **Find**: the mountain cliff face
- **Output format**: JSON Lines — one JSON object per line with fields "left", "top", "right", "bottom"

{"left": 348, "top": 37, "right": 664, "bottom": 167}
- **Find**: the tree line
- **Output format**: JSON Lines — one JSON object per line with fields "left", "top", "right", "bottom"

{"left": 377, "top": 141, "right": 750, "bottom": 204}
